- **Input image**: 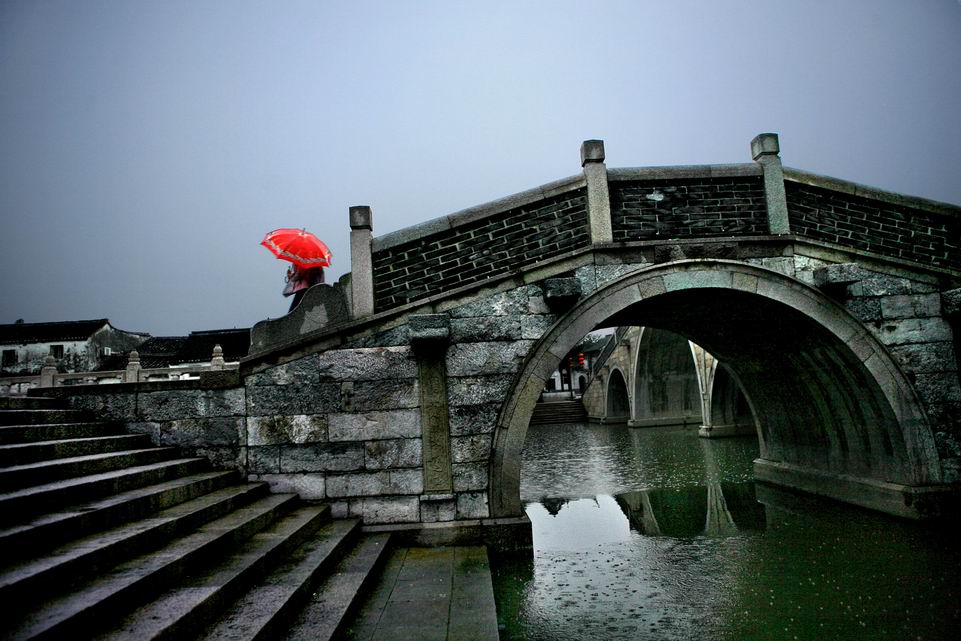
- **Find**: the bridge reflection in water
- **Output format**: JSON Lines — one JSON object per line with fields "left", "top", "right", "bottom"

{"left": 615, "top": 482, "right": 765, "bottom": 538}
{"left": 492, "top": 422, "right": 961, "bottom": 641}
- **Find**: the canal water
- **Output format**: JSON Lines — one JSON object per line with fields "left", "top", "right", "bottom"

{"left": 491, "top": 423, "right": 961, "bottom": 641}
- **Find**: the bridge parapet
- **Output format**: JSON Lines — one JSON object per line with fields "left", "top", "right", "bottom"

{"left": 354, "top": 134, "right": 959, "bottom": 317}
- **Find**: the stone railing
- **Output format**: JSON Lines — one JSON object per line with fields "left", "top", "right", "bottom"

{"left": 0, "top": 345, "right": 237, "bottom": 395}
{"left": 338, "top": 133, "right": 960, "bottom": 322}
{"left": 592, "top": 326, "right": 630, "bottom": 377}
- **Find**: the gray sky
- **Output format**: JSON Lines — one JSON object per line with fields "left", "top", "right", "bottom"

{"left": 2, "top": 1, "right": 959, "bottom": 336}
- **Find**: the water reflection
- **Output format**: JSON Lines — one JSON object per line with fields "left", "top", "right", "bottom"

{"left": 493, "top": 422, "right": 961, "bottom": 641}
{"left": 532, "top": 482, "right": 765, "bottom": 546}
{"left": 616, "top": 482, "right": 766, "bottom": 538}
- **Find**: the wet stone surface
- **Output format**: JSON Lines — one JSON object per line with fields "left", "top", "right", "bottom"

{"left": 491, "top": 423, "right": 961, "bottom": 641}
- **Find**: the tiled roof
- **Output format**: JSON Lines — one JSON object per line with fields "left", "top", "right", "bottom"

{"left": 0, "top": 319, "right": 111, "bottom": 345}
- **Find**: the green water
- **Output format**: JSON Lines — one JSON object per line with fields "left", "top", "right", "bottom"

{"left": 491, "top": 423, "right": 961, "bottom": 641}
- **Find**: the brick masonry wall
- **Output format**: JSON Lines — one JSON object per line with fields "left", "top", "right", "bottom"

{"left": 610, "top": 176, "right": 768, "bottom": 242}
{"left": 371, "top": 190, "right": 589, "bottom": 312}
{"left": 786, "top": 182, "right": 961, "bottom": 271}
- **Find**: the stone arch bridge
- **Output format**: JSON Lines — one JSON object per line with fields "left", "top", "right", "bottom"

{"left": 581, "top": 325, "right": 755, "bottom": 438}
{"left": 54, "top": 134, "right": 961, "bottom": 545}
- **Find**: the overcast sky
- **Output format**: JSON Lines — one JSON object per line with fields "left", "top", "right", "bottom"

{"left": 2, "top": 1, "right": 959, "bottom": 336}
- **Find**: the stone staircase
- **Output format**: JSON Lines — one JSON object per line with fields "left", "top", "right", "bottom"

{"left": 528, "top": 399, "right": 588, "bottom": 425}
{"left": 0, "top": 396, "right": 391, "bottom": 641}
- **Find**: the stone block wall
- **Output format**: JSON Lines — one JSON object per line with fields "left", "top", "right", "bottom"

{"left": 245, "top": 346, "right": 423, "bottom": 522}
{"left": 370, "top": 190, "right": 589, "bottom": 312}
{"left": 68, "top": 387, "right": 246, "bottom": 469}
{"left": 609, "top": 176, "right": 768, "bottom": 242}
{"left": 241, "top": 283, "right": 557, "bottom": 525}
{"left": 330, "top": 284, "right": 557, "bottom": 524}
{"left": 786, "top": 182, "right": 961, "bottom": 271}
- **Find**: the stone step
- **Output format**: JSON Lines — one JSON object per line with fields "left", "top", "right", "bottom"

{"left": 0, "top": 482, "right": 270, "bottom": 605}
{"left": 0, "top": 409, "right": 89, "bottom": 426}
{"left": 0, "top": 447, "right": 181, "bottom": 491}
{"left": 0, "top": 422, "right": 125, "bottom": 445}
{"left": 96, "top": 504, "right": 332, "bottom": 641}
{"left": 0, "top": 457, "right": 209, "bottom": 524}
{"left": 0, "top": 470, "right": 238, "bottom": 556}
{"left": 529, "top": 400, "right": 588, "bottom": 425}
{"left": 0, "top": 434, "right": 153, "bottom": 467}
{"left": 284, "top": 534, "right": 394, "bottom": 641}
{"left": 197, "top": 519, "right": 363, "bottom": 641}
{"left": 0, "top": 493, "right": 300, "bottom": 641}
{"left": 0, "top": 397, "right": 62, "bottom": 411}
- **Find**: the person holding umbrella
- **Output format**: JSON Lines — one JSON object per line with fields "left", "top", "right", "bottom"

{"left": 283, "top": 264, "right": 325, "bottom": 311}
{"left": 260, "top": 228, "right": 332, "bottom": 313}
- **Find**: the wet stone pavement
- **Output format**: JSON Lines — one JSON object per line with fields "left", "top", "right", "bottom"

{"left": 347, "top": 546, "right": 499, "bottom": 641}
{"left": 491, "top": 423, "right": 961, "bottom": 641}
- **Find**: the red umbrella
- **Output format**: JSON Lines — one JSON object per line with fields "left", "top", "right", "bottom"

{"left": 260, "top": 228, "right": 332, "bottom": 269}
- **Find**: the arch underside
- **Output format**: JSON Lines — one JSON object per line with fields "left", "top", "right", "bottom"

{"left": 605, "top": 367, "right": 630, "bottom": 422}
{"left": 709, "top": 364, "right": 753, "bottom": 430}
{"left": 631, "top": 327, "right": 702, "bottom": 427}
{"left": 491, "top": 260, "right": 945, "bottom": 520}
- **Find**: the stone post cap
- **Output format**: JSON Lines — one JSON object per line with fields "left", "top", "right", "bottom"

{"left": 127, "top": 350, "right": 140, "bottom": 366}
{"left": 349, "top": 206, "right": 373, "bottom": 230}
{"left": 43, "top": 355, "right": 56, "bottom": 367}
{"left": 751, "top": 133, "right": 780, "bottom": 160}
{"left": 580, "top": 140, "right": 606, "bottom": 166}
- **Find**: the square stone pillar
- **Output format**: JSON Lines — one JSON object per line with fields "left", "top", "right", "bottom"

{"left": 410, "top": 314, "right": 453, "bottom": 494}
{"left": 349, "top": 206, "right": 375, "bottom": 319}
{"left": 581, "top": 139, "right": 613, "bottom": 244}
{"left": 751, "top": 133, "right": 791, "bottom": 235}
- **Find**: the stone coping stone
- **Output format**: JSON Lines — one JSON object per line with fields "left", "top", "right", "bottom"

{"left": 784, "top": 167, "right": 961, "bottom": 218}
{"left": 27, "top": 371, "right": 241, "bottom": 397}
{"left": 607, "top": 163, "right": 761, "bottom": 181}
{"left": 754, "top": 458, "right": 960, "bottom": 520}
{"left": 361, "top": 515, "right": 532, "bottom": 553}
{"left": 372, "top": 173, "right": 585, "bottom": 252}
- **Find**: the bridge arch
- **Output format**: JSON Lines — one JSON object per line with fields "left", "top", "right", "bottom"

{"left": 605, "top": 366, "right": 631, "bottom": 423}
{"left": 490, "top": 259, "right": 940, "bottom": 518}
{"left": 629, "top": 327, "right": 703, "bottom": 427}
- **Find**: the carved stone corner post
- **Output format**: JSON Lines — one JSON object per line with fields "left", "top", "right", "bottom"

{"left": 39, "top": 355, "right": 57, "bottom": 388}
{"left": 210, "top": 344, "right": 225, "bottom": 370}
{"left": 581, "top": 139, "right": 613, "bottom": 244}
{"left": 123, "top": 350, "right": 141, "bottom": 383}
{"left": 410, "top": 314, "right": 453, "bottom": 494}
{"left": 751, "top": 133, "right": 791, "bottom": 235}
{"left": 349, "top": 205, "right": 375, "bottom": 319}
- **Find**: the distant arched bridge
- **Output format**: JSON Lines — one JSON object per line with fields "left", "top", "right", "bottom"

{"left": 581, "top": 326, "right": 755, "bottom": 438}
